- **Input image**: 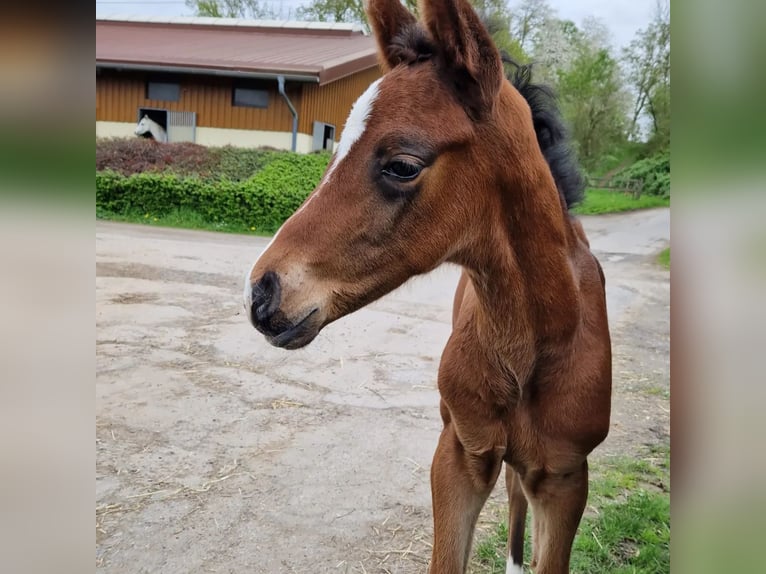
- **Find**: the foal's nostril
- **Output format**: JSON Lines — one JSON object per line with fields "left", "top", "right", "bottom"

{"left": 251, "top": 271, "right": 282, "bottom": 326}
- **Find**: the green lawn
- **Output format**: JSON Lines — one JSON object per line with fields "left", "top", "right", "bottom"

{"left": 96, "top": 207, "right": 270, "bottom": 236}
{"left": 471, "top": 444, "right": 670, "bottom": 574}
{"left": 658, "top": 247, "right": 670, "bottom": 269}
{"left": 573, "top": 189, "right": 670, "bottom": 215}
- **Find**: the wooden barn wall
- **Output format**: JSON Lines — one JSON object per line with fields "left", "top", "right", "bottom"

{"left": 96, "top": 72, "right": 301, "bottom": 132}
{"left": 298, "top": 67, "right": 382, "bottom": 136}
{"left": 96, "top": 67, "right": 381, "bottom": 136}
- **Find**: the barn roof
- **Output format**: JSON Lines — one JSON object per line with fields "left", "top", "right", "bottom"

{"left": 96, "top": 17, "right": 379, "bottom": 86}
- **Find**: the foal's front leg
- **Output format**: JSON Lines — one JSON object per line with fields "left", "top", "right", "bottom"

{"left": 429, "top": 422, "right": 504, "bottom": 573}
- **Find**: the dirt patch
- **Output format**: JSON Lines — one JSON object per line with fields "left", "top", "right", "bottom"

{"left": 96, "top": 212, "right": 669, "bottom": 573}
{"left": 97, "top": 261, "right": 235, "bottom": 289}
{"left": 111, "top": 293, "right": 159, "bottom": 305}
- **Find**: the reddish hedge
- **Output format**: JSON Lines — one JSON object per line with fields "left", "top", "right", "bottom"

{"left": 96, "top": 138, "right": 217, "bottom": 178}
{"left": 96, "top": 137, "right": 284, "bottom": 181}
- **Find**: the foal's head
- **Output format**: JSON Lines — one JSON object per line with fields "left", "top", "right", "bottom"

{"left": 244, "top": 0, "right": 560, "bottom": 349}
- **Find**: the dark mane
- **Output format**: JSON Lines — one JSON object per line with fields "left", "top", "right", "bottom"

{"left": 501, "top": 55, "right": 585, "bottom": 210}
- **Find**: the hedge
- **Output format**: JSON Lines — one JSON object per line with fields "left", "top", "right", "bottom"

{"left": 96, "top": 137, "right": 290, "bottom": 181}
{"left": 96, "top": 138, "right": 218, "bottom": 178}
{"left": 612, "top": 150, "right": 670, "bottom": 198}
{"left": 96, "top": 152, "right": 331, "bottom": 233}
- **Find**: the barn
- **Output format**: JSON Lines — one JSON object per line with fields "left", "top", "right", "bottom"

{"left": 96, "top": 16, "right": 381, "bottom": 152}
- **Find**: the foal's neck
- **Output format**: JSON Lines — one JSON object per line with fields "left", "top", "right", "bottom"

{"left": 459, "top": 164, "right": 580, "bottom": 380}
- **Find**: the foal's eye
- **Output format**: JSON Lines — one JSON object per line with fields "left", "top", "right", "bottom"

{"left": 382, "top": 159, "right": 422, "bottom": 181}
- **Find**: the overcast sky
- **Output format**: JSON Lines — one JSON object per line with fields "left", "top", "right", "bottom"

{"left": 95, "top": 0, "right": 656, "bottom": 50}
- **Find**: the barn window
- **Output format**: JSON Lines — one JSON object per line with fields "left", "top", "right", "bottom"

{"left": 233, "top": 87, "right": 269, "bottom": 108}
{"left": 146, "top": 81, "right": 180, "bottom": 102}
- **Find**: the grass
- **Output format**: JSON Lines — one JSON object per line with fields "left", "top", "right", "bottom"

{"left": 573, "top": 189, "right": 670, "bottom": 216}
{"left": 471, "top": 443, "right": 670, "bottom": 574}
{"left": 96, "top": 207, "right": 271, "bottom": 236}
{"left": 657, "top": 247, "right": 670, "bottom": 269}
{"left": 644, "top": 384, "right": 670, "bottom": 399}
{"left": 474, "top": 518, "right": 537, "bottom": 574}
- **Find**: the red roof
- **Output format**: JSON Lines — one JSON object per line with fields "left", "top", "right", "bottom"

{"left": 96, "top": 17, "right": 379, "bottom": 85}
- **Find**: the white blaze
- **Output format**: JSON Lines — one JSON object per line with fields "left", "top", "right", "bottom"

{"left": 324, "top": 77, "right": 381, "bottom": 180}
{"left": 244, "top": 78, "right": 381, "bottom": 316}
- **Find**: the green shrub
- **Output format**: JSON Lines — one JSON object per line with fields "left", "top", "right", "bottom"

{"left": 612, "top": 151, "right": 670, "bottom": 198}
{"left": 587, "top": 141, "right": 645, "bottom": 178}
{"left": 213, "top": 146, "right": 279, "bottom": 182}
{"left": 96, "top": 152, "right": 331, "bottom": 233}
{"left": 248, "top": 152, "right": 330, "bottom": 225}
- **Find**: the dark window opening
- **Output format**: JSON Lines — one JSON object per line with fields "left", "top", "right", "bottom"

{"left": 137, "top": 108, "right": 168, "bottom": 133}
{"left": 233, "top": 87, "right": 269, "bottom": 108}
{"left": 322, "top": 124, "right": 335, "bottom": 150}
{"left": 312, "top": 121, "right": 336, "bottom": 152}
{"left": 147, "top": 81, "right": 180, "bottom": 102}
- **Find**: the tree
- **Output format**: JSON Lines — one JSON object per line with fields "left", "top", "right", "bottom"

{"left": 555, "top": 23, "right": 631, "bottom": 169}
{"left": 296, "top": 0, "right": 366, "bottom": 25}
{"left": 622, "top": 0, "right": 670, "bottom": 148}
{"left": 297, "top": 0, "right": 418, "bottom": 27}
{"left": 509, "top": 0, "right": 553, "bottom": 54}
{"left": 525, "top": 17, "right": 581, "bottom": 85}
{"left": 507, "top": 5, "right": 634, "bottom": 169}
{"left": 471, "top": 0, "right": 527, "bottom": 62}
{"left": 185, "top": 0, "right": 276, "bottom": 19}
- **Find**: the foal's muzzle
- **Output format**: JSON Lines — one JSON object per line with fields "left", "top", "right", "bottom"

{"left": 250, "top": 271, "right": 281, "bottom": 328}
{"left": 247, "top": 271, "right": 319, "bottom": 349}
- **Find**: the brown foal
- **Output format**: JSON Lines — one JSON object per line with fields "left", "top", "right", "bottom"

{"left": 243, "top": 0, "right": 611, "bottom": 572}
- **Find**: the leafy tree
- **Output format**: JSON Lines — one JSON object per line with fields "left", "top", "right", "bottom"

{"left": 296, "top": 0, "right": 418, "bottom": 27}
{"left": 622, "top": 0, "right": 670, "bottom": 149}
{"left": 185, "top": 0, "right": 276, "bottom": 19}
{"left": 556, "top": 29, "right": 631, "bottom": 169}
{"left": 473, "top": 0, "right": 527, "bottom": 62}
{"left": 524, "top": 17, "right": 581, "bottom": 85}
{"left": 509, "top": 0, "right": 553, "bottom": 54}
{"left": 296, "top": 0, "right": 366, "bottom": 24}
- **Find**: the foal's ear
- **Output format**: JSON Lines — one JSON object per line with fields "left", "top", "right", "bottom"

{"left": 365, "top": 0, "right": 418, "bottom": 70}
{"left": 419, "top": 0, "right": 503, "bottom": 119}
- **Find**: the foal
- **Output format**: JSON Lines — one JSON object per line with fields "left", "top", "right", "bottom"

{"left": 244, "top": 0, "right": 611, "bottom": 572}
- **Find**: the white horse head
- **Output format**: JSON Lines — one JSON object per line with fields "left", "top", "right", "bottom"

{"left": 135, "top": 115, "right": 168, "bottom": 142}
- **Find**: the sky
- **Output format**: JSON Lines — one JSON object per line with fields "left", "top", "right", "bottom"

{"left": 95, "top": 0, "right": 656, "bottom": 50}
